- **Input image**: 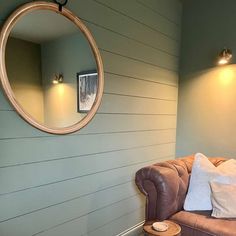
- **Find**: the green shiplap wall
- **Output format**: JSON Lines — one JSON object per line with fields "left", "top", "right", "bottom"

{"left": 176, "top": 0, "right": 236, "bottom": 158}
{"left": 0, "top": 0, "right": 182, "bottom": 235}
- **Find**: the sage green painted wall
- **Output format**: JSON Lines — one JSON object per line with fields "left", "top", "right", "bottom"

{"left": 176, "top": 0, "right": 236, "bottom": 158}
{"left": 0, "top": 0, "right": 181, "bottom": 235}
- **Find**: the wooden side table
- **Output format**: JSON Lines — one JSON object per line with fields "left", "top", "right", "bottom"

{"left": 143, "top": 220, "right": 181, "bottom": 236}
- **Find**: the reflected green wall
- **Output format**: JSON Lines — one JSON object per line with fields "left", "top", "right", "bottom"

{"left": 176, "top": 0, "right": 236, "bottom": 157}
{"left": 41, "top": 32, "right": 96, "bottom": 127}
{"left": 41, "top": 32, "right": 96, "bottom": 85}
{"left": 6, "top": 37, "right": 44, "bottom": 122}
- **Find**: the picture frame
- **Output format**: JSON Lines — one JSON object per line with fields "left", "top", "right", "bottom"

{"left": 77, "top": 71, "right": 98, "bottom": 113}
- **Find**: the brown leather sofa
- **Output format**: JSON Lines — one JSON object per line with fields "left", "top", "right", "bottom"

{"left": 135, "top": 155, "right": 236, "bottom": 236}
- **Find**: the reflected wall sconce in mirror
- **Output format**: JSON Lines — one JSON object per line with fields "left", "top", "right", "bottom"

{"left": 218, "top": 48, "right": 232, "bottom": 65}
{"left": 52, "top": 73, "right": 63, "bottom": 84}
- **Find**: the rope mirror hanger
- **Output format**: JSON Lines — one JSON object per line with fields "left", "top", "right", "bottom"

{"left": 53, "top": 0, "right": 68, "bottom": 11}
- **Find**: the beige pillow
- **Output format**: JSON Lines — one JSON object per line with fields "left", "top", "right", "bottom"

{"left": 184, "top": 153, "right": 236, "bottom": 211}
{"left": 210, "top": 181, "right": 236, "bottom": 218}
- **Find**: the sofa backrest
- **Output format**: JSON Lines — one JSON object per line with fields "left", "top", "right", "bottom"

{"left": 135, "top": 155, "right": 226, "bottom": 221}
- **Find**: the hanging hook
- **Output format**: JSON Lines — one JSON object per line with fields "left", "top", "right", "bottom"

{"left": 53, "top": 0, "right": 68, "bottom": 12}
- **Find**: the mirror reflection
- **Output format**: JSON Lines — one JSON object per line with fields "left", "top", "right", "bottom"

{"left": 5, "top": 9, "right": 97, "bottom": 128}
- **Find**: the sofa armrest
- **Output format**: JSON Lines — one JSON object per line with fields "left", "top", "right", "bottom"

{"left": 135, "top": 158, "right": 192, "bottom": 221}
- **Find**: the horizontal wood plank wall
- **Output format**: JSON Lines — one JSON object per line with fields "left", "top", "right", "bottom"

{"left": 0, "top": 0, "right": 182, "bottom": 235}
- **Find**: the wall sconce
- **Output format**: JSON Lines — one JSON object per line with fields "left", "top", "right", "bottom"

{"left": 52, "top": 73, "right": 63, "bottom": 84}
{"left": 218, "top": 48, "right": 232, "bottom": 65}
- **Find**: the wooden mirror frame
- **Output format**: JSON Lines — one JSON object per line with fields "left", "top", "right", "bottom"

{"left": 0, "top": 1, "right": 104, "bottom": 134}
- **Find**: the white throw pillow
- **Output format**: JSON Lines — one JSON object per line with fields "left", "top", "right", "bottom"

{"left": 184, "top": 153, "right": 236, "bottom": 211}
{"left": 210, "top": 181, "right": 236, "bottom": 218}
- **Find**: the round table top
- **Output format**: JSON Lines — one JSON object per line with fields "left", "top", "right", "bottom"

{"left": 143, "top": 220, "right": 181, "bottom": 236}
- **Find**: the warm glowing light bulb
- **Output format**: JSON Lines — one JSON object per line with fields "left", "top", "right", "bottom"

{"left": 52, "top": 79, "right": 59, "bottom": 84}
{"left": 218, "top": 58, "right": 228, "bottom": 65}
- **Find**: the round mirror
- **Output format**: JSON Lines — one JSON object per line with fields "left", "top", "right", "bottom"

{"left": 0, "top": 1, "right": 104, "bottom": 134}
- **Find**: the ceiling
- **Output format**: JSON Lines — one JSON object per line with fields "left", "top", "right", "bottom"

{"left": 10, "top": 10, "right": 79, "bottom": 44}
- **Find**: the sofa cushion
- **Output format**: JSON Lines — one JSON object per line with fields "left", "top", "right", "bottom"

{"left": 170, "top": 210, "right": 236, "bottom": 236}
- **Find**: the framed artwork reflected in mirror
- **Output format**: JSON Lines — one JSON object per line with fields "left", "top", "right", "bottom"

{"left": 77, "top": 71, "right": 98, "bottom": 113}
